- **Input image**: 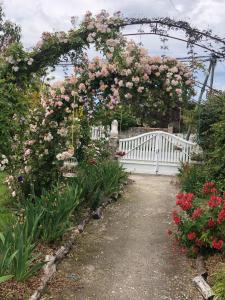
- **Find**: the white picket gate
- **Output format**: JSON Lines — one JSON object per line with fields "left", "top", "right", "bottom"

{"left": 118, "top": 131, "right": 196, "bottom": 175}
{"left": 91, "top": 126, "right": 110, "bottom": 140}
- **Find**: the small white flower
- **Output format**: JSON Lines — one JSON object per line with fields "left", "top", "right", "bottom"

{"left": 24, "top": 166, "right": 31, "bottom": 173}
{"left": 12, "top": 66, "right": 19, "bottom": 72}
{"left": 12, "top": 191, "right": 16, "bottom": 197}
{"left": 27, "top": 58, "right": 34, "bottom": 65}
{"left": 57, "top": 127, "right": 68, "bottom": 137}
{"left": 44, "top": 133, "right": 53, "bottom": 142}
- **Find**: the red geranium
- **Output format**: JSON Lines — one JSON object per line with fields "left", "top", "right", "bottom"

{"left": 208, "top": 195, "right": 223, "bottom": 208}
{"left": 191, "top": 208, "right": 203, "bottom": 220}
{"left": 212, "top": 239, "right": 224, "bottom": 250}
{"left": 176, "top": 193, "right": 194, "bottom": 211}
{"left": 218, "top": 208, "right": 225, "bottom": 224}
{"left": 172, "top": 210, "right": 181, "bottom": 225}
{"left": 208, "top": 218, "right": 216, "bottom": 228}
{"left": 202, "top": 181, "right": 215, "bottom": 193}
{"left": 187, "top": 232, "right": 196, "bottom": 240}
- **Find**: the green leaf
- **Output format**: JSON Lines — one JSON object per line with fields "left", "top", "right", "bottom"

{"left": 0, "top": 275, "right": 13, "bottom": 283}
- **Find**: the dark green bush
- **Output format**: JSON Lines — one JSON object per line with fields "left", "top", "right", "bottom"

{"left": 74, "top": 160, "right": 127, "bottom": 209}
{"left": 178, "top": 163, "right": 209, "bottom": 195}
{"left": 23, "top": 183, "right": 82, "bottom": 243}
{"left": 0, "top": 211, "right": 44, "bottom": 282}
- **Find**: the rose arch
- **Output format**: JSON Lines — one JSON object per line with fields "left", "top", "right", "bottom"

{"left": 1, "top": 11, "right": 194, "bottom": 197}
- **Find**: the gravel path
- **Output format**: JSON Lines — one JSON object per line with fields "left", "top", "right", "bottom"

{"left": 44, "top": 175, "right": 201, "bottom": 300}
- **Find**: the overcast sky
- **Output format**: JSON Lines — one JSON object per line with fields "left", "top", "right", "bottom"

{"left": 2, "top": 0, "right": 225, "bottom": 94}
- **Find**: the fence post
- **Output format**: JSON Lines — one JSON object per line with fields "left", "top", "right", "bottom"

{"left": 109, "top": 120, "right": 119, "bottom": 159}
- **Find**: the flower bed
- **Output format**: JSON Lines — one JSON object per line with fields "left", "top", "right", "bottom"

{"left": 171, "top": 181, "right": 225, "bottom": 255}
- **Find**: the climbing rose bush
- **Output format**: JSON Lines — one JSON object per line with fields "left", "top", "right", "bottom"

{"left": 171, "top": 182, "right": 225, "bottom": 255}
{"left": 72, "top": 40, "right": 194, "bottom": 112}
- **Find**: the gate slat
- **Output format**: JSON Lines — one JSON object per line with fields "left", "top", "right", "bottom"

{"left": 161, "top": 135, "right": 165, "bottom": 162}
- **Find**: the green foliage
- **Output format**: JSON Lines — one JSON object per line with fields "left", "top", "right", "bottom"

{"left": 178, "top": 163, "right": 208, "bottom": 194}
{"left": 0, "top": 183, "right": 82, "bottom": 283}
{"left": 0, "top": 5, "right": 21, "bottom": 52}
{"left": 74, "top": 160, "right": 127, "bottom": 209}
{"left": 207, "top": 110, "right": 225, "bottom": 189}
{"left": 212, "top": 264, "right": 225, "bottom": 299}
{"left": 196, "top": 92, "right": 225, "bottom": 189}
{"left": 198, "top": 92, "right": 225, "bottom": 151}
{"left": 94, "top": 104, "right": 138, "bottom": 130}
{"left": 23, "top": 184, "right": 82, "bottom": 243}
{"left": 0, "top": 212, "right": 44, "bottom": 282}
{"left": 0, "top": 275, "right": 14, "bottom": 283}
{"left": 0, "top": 172, "right": 13, "bottom": 230}
{"left": 0, "top": 172, "right": 8, "bottom": 202}
{"left": 82, "top": 138, "right": 111, "bottom": 164}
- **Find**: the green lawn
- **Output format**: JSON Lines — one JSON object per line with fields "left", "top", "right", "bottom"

{"left": 0, "top": 172, "right": 13, "bottom": 230}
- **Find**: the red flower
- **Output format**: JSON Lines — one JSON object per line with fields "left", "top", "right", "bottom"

{"left": 187, "top": 232, "right": 196, "bottom": 240}
{"left": 218, "top": 208, "right": 225, "bottom": 224}
{"left": 208, "top": 195, "right": 223, "bottom": 208}
{"left": 176, "top": 193, "right": 184, "bottom": 199}
{"left": 208, "top": 218, "right": 216, "bottom": 228}
{"left": 176, "top": 193, "right": 194, "bottom": 211}
{"left": 172, "top": 211, "right": 181, "bottom": 225}
{"left": 202, "top": 181, "right": 215, "bottom": 193}
{"left": 212, "top": 239, "right": 224, "bottom": 250}
{"left": 210, "top": 188, "right": 218, "bottom": 194}
{"left": 195, "top": 239, "right": 203, "bottom": 247}
{"left": 191, "top": 208, "right": 203, "bottom": 220}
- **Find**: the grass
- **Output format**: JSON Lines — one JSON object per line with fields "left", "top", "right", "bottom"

{"left": 0, "top": 172, "right": 13, "bottom": 230}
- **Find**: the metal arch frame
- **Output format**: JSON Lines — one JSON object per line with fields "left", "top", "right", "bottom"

{"left": 123, "top": 32, "right": 224, "bottom": 59}
{"left": 120, "top": 18, "right": 225, "bottom": 56}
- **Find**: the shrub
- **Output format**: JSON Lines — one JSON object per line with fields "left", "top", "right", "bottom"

{"left": 212, "top": 264, "right": 225, "bottom": 299}
{"left": 171, "top": 181, "right": 225, "bottom": 256}
{"left": 177, "top": 163, "right": 208, "bottom": 195}
{"left": 0, "top": 183, "right": 82, "bottom": 283}
{"left": 74, "top": 160, "right": 127, "bottom": 209}
{"left": 0, "top": 211, "right": 44, "bottom": 282}
{"left": 23, "top": 183, "right": 82, "bottom": 243}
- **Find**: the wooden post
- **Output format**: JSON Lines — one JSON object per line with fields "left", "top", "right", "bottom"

{"left": 193, "top": 275, "right": 214, "bottom": 299}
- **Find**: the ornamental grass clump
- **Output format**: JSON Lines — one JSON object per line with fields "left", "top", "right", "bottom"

{"left": 23, "top": 183, "right": 82, "bottom": 243}
{"left": 74, "top": 160, "right": 127, "bottom": 209}
{"left": 171, "top": 181, "right": 225, "bottom": 255}
{"left": 0, "top": 211, "right": 44, "bottom": 282}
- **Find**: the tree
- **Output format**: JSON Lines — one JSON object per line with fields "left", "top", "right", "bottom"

{"left": 0, "top": 5, "right": 21, "bottom": 53}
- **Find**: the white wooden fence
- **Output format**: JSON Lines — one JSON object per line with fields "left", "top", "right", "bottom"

{"left": 118, "top": 131, "right": 196, "bottom": 175}
{"left": 91, "top": 126, "right": 110, "bottom": 140}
